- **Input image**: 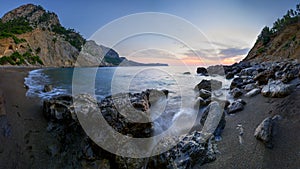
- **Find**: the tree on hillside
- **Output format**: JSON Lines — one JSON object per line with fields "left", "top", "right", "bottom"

{"left": 258, "top": 26, "right": 272, "bottom": 45}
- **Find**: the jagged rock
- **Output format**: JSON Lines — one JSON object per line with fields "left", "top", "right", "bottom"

{"left": 200, "top": 102, "right": 226, "bottom": 140}
{"left": 254, "top": 70, "right": 275, "bottom": 85}
{"left": 254, "top": 116, "right": 277, "bottom": 148}
{"left": 195, "top": 79, "right": 222, "bottom": 92}
{"left": 148, "top": 131, "right": 217, "bottom": 169}
{"left": 43, "top": 84, "right": 53, "bottom": 92}
{"left": 229, "top": 88, "right": 243, "bottom": 98}
{"left": 196, "top": 67, "right": 208, "bottom": 76}
{"left": 245, "top": 88, "right": 261, "bottom": 97}
{"left": 228, "top": 100, "right": 245, "bottom": 114}
{"left": 261, "top": 80, "right": 295, "bottom": 98}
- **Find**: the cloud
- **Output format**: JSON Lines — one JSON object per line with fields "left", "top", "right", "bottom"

{"left": 219, "top": 48, "right": 250, "bottom": 58}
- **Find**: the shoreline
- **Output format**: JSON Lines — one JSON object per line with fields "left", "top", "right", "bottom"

{"left": 0, "top": 63, "right": 300, "bottom": 168}
{"left": 0, "top": 67, "right": 55, "bottom": 169}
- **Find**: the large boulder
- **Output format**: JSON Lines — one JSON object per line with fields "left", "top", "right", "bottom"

{"left": 200, "top": 102, "right": 226, "bottom": 140}
{"left": 230, "top": 77, "right": 244, "bottom": 89}
{"left": 261, "top": 80, "right": 295, "bottom": 98}
{"left": 254, "top": 115, "right": 281, "bottom": 149}
{"left": 195, "top": 79, "right": 222, "bottom": 92}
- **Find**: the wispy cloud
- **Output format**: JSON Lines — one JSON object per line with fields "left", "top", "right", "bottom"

{"left": 219, "top": 48, "right": 250, "bottom": 58}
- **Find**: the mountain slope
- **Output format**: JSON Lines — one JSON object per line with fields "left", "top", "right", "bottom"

{"left": 243, "top": 5, "right": 300, "bottom": 62}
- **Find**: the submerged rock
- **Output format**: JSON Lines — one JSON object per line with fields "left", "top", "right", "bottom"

{"left": 196, "top": 67, "right": 208, "bottom": 76}
{"left": 43, "top": 84, "right": 53, "bottom": 92}
{"left": 261, "top": 80, "right": 295, "bottom": 98}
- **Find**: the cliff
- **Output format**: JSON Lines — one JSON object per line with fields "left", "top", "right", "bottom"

{"left": 243, "top": 5, "right": 300, "bottom": 62}
{"left": 0, "top": 4, "right": 168, "bottom": 67}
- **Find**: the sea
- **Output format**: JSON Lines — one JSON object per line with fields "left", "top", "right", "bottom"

{"left": 24, "top": 66, "right": 232, "bottom": 134}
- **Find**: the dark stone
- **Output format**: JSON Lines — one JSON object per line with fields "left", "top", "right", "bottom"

{"left": 199, "top": 89, "right": 211, "bottom": 99}
{"left": 43, "top": 84, "right": 53, "bottom": 92}
{"left": 195, "top": 79, "right": 222, "bottom": 92}
{"left": 196, "top": 67, "right": 208, "bottom": 76}
{"left": 254, "top": 70, "right": 275, "bottom": 85}
{"left": 228, "top": 100, "right": 244, "bottom": 114}
{"left": 183, "top": 72, "right": 191, "bottom": 75}
{"left": 225, "top": 72, "right": 234, "bottom": 79}
{"left": 229, "top": 88, "right": 243, "bottom": 98}
{"left": 254, "top": 116, "right": 278, "bottom": 149}
{"left": 230, "top": 77, "right": 244, "bottom": 90}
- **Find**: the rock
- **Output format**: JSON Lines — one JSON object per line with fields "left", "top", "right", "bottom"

{"left": 200, "top": 102, "right": 226, "bottom": 140}
{"left": 245, "top": 88, "right": 261, "bottom": 97}
{"left": 240, "top": 67, "right": 257, "bottom": 76}
{"left": 195, "top": 79, "right": 222, "bottom": 92}
{"left": 261, "top": 80, "right": 295, "bottom": 98}
{"left": 0, "top": 92, "right": 6, "bottom": 116}
{"left": 183, "top": 72, "right": 191, "bottom": 75}
{"left": 228, "top": 100, "right": 244, "bottom": 114}
{"left": 229, "top": 88, "right": 243, "bottom": 98}
{"left": 148, "top": 131, "right": 217, "bottom": 168}
{"left": 225, "top": 72, "right": 234, "bottom": 79}
{"left": 243, "top": 83, "right": 257, "bottom": 92}
{"left": 281, "top": 72, "right": 295, "bottom": 83}
{"left": 196, "top": 67, "right": 208, "bottom": 76}
{"left": 254, "top": 117, "right": 275, "bottom": 148}
{"left": 43, "top": 84, "right": 53, "bottom": 92}
{"left": 213, "top": 90, "right": 223, "bottom": 97}
{"left": 199, "top": 89, "right": 211, "bottom": 99}
{"left": 230, "top": 77, "right": 244, "bottom": 89}
{"left": 47, "top": 144, "right": 60, "bottom": 157}
{"left": 207, "top": 65, "right": 228, "bottom": 75}
{"left": 254, "top": 70, "right": 275, "bottom": 85}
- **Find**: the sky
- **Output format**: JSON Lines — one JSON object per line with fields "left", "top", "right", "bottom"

{"left": 0, "top": 0, "right": 299, "bottom": 66}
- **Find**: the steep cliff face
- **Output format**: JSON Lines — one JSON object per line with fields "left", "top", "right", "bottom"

{"left": 244, "top": 23, "right": 300, "bottom": 62}
{"left": 243, "top": 4, "right": 300, "bottom": 63}
{"left": 0, "top": 4, "right": 83, "bottom": 66}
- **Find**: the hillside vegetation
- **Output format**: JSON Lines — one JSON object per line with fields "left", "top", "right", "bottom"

{"left": 244, "top": 4, "right": 300, "bottom": 62}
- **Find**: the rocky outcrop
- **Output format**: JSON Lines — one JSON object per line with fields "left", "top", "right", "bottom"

{"left": 42, "top": 90, "right": 222, "bottom": 169}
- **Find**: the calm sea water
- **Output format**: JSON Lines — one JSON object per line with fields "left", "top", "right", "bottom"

{"left": 25, "top": 66, "right": 231, "bottom": 100}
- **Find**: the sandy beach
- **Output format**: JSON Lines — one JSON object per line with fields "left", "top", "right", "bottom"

{"left": 0, "top": 67, "right": 56, "bottom": 169}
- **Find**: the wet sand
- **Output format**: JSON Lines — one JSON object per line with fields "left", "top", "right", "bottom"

{"left": 0, "top": 67, "right": 54, "bottom": 169}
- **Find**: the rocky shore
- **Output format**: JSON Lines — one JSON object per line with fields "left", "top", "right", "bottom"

{"left": 1, "top": 59, "right": 300, "bottom": 168}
